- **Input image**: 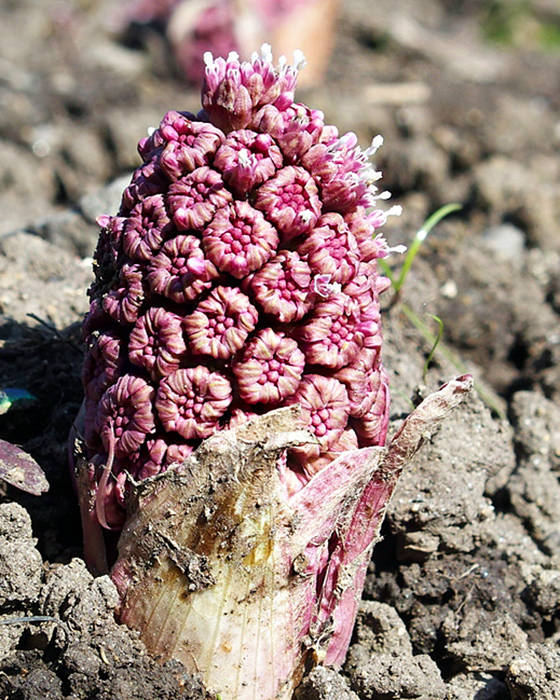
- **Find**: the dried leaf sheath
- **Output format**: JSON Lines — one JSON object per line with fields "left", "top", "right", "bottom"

{"left": 112, "top": 406, "right": 382, "bottom": 698}
{"left": 110, "top": 377, "right": 472, "bottom": 698}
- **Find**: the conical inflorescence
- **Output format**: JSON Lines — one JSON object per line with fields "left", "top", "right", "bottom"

{"left": 80, "top": 45, "right": 401, "bottom": 531}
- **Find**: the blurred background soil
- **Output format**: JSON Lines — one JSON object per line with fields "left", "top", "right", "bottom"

{"left": 0, "top": 0, "right": 559, "bottom": 698}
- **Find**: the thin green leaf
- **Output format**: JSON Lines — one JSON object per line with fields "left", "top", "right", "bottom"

{"left": 423, "top": 314, "right": 444, "bottom": 383}
{"left": 394, "top": 203, "right": 462, "bottom": 293}
{"left": 377, "top": 258, "right": 394, "bottom": 283}
{"left": 401, "top": 304, "right": 506, "bottom": 419}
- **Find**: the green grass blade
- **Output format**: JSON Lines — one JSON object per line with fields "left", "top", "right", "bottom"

{"left": 422, "top": 314, "right": 444, "bottom": 383}
{"left": 393, "top": 203, "right": 462, "bottom": 293}
{"left": 401, "top": 303, "right": 505, "bottom": 419}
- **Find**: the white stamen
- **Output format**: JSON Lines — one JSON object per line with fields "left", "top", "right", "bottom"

{"left": 363, "top": 134, "right": 384, "bottom": 158}
{"left": 293, "top": 49, "right": 306, "bottom": 71}
{"left": 313, "top": 274, "right": 341, "bottom": 297}
{"left": 203, "top": 51, "right": 213, "bottom": 67}
{"left": 147, "top": 126, "right": 156, "bottom": 136}
{"left": 375, "top": 190, "right": 392, "bottom": 201}
{"left": 227, "top": 51, "right": 239, "bottom": 63}
{"left": 299, "top": 210, "right": 314, "bottom": 224}
{"left": 260, "top": 43, "right": 273, "bottom": 64}
{"left": 387, "top": 244, "right": 408, "bottom": 255}
{"left": 238, "top": 149, "right": 252, "bottom": 168}
{"left": 361, "top": 164, "right": 383, "bottom": 184}
{"left": 386, "top": 205, "right": 403, "bottom": 218}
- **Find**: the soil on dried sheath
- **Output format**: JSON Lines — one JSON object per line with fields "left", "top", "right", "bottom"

{"left": 0, "top": 0, "right": 559, "bottom": 698}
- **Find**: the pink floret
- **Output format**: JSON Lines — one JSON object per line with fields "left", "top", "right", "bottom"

{"left": 213, "top": 129, "right": 283, "bottom": 194}
{"left": 147, "top": 234, "right": 219, "bottom": 304}
{"left": 248, "top": 250, "right": 312, "bottom": 323}
{"left": 254, "top": 165, "right": 321, "bottom": 243}
{"left": 139, "top": 110, "right": 224, "bottom": 180}
{"left": 351, "top": 366, "right": 390, "bottom": 447}
{"left": 97, "top": 375, "right": 156, "bottom": 458}
{"left": 298, "top": 292, "right": 364, "bottom": 370}
{"left": 183, "top": 286, "right": 258, "bottom": 359}
{"left": 122, "top": 194, "right": 173, "bottom": 262}
{"left": 203, "top": 201, "right": 279, "bottom": 278}
{"left": 155, "top": 366, "right": 232, "bottom": 439}
{"left": 298, "top": 212, "right": 360, "bottom": 285}
{"left": 82, "top": 331, "right": 125, "bottom": 402}
{"left": 233, "top": 329, "right": 305, "bottom": 405}
{"left": 201, "top": 46, "right": 303, "bottom": 132}
{"left": 120, "top": 159, "right": 169, "bottom": 215}
{"left": 286, "top": 374, "right": 350, "bottom": 459}
{"left": 299, "top": 427, "right": 359, "bottom": 479}
{"left": 102, "top": 263, "right": 146, "bottom": 325}
{"left": 167, "top": 166, "right": 232, "bottom": 231}
{"left": 128, "top": 307, "right": 187, "bottom": 379}
{"left": 252, "top": 102, "right": 324, "bottom": 162}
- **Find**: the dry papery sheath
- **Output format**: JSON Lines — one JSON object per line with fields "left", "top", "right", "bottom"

{"left": 72, "top": 45, "right": 472, "bottom": 699}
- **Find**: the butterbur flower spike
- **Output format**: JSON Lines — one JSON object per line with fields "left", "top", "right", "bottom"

{"left": 73, "top": 45, "right": 472, "bottom": 700}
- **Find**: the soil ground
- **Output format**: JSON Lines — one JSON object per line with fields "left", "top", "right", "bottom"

{"left": 0, "top": 0, "right": 559, "bottom": 698}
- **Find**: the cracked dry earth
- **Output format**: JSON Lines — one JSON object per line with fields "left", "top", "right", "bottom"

{"left": 0, "top": 0, "right": 559, "bottom": 698}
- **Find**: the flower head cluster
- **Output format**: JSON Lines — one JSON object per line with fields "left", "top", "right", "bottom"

{"left": 81, "top": 45, "right": 399, "bottom": 528}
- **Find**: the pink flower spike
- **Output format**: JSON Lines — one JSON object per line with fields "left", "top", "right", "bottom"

{"left": 298, "top": 213, "right": 360, "bottom": 285}
{"left": 102, "top": 263, "right": 146, "bottom": 325}
{"left": 156, "top": 367, "right": 232, "bottom": 439}
{"left": 351, "top": 366, "right": 390, "bottom": 447}
{"left": 120, "top": 159, "right": 169, "bottom": 215}
{"left": 254, "top": 165, "right": 321, "bottom": 243}
{"left": 298, "top": 292, "right": 364, "bottom": 369}
{"left": 167, "top": 166, "right": 232, "bottom": 231}
{"left": 129, "top": 307, "right": 187, "bottom": 379}
{"left": 97, "top": 375, "right": 156, "bottom": 458}
{"left": 183, "top": 286, "right": 258, "bottom": 360}
{"left": 249, "top": 250, "right": 312, "bottom": 323}
{"left": 213, "top": 129, "right": 283, "bottom": 194}
{"left": 233, "top": 329, "right": 305, "bottom": 406}
{"left": 203, "top": 201, "right": 279, "bottom": 278}
{"left": 147, "top": 235, "right": 219, "bottom": 304}
{"left": 286, "top": 374, "right": 350, "bottom": 457}
{"left": 122, "top": 194, "right": 173, "bottom": 262}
